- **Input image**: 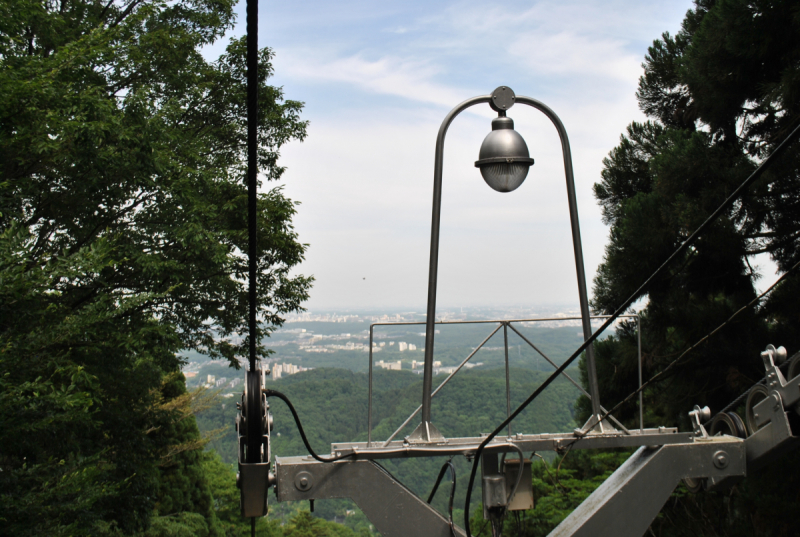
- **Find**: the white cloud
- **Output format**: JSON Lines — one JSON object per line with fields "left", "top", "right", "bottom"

{"left": 277, "top": 51, "right": 466, "bottom": 108}
{"left": 509, "top": 32, "right": 641, "bottom": 82}
{"left": 257, "top": 0, "right": 696, "bottom": 309}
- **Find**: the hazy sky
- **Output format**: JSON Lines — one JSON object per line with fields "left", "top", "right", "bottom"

{"left": 207, "top": 0, "right": 705, "bottom": 311}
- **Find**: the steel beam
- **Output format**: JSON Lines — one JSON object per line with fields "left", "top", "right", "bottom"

{"left": 331, "top": 429, "right": 690, "bottom": 461}
{"left": 275, "top": 457, "right": 465, "bottom": 537}
{"left": 549, "top": 438, "right": 746, "bottom": 537}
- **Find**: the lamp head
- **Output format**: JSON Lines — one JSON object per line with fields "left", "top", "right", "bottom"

{"left": 474, "top": 114, "right": 534, "bottom": 193}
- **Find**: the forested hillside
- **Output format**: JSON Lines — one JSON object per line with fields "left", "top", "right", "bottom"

{"left": 0, "top": 0, "right": 311, "bottom": 534}
{"left": 196, "top": 366, "right": 581, "bottom": 525}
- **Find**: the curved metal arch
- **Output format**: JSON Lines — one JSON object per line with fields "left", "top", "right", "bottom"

{"left": 412, "top": 91, "right": 602, "bottom": 442}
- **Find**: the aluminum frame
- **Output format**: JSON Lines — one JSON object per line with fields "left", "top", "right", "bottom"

{"left": 368, "top": 315, "right": 643, "bottom": 447}
{"left": 414, "top": 90, "right": 603, "bottom": 442}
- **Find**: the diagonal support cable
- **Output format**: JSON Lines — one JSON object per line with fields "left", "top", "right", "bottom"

{"left": 463, "top": 120, "right": 800, "bottom": 537}
{"left": 507, "top": 323, "right": 630, "bottom": 434}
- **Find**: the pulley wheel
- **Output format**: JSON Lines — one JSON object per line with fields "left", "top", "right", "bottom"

{"left": 709, "top": 411, "right": 747, "bottom": 439}
{"left": 745, "top": 384, "right": 769, "bottom": 436}
{"left": 244, "top": 367, "right": 265, "bottom": 463}
{"left": 683, "top": 477, "right": 704, "bottom": 493}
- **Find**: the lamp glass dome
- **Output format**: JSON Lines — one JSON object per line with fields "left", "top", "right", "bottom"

{"left": 474, "top": 116, "right": 533, "bottom": 193}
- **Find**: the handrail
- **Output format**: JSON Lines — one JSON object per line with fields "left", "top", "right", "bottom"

{"left": 367, "top": 315, "right": 642, "bottom": 446}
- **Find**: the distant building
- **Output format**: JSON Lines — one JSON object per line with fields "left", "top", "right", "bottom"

{"left": 207, "top": 374, "right": 215, "bottom": 384}
{"left": 272, "top": 362, "right": 310, "bottom": 380}
{"left": 398, "top": 342, "right": 408, "bottom": 352}
{"left": 376, "top": 360, "right": 402, "bottom": 371}
{"left": 408, "top": 344, "right": 417, "bottom": 351}
{"left": 379, "top": 342, "right": 385, "bottom": 347}
{"left": 389, "top": 342, "right": 395, "bottom": 346}
{"left": 215, "top": 377, "right": 227, "bottom": 387}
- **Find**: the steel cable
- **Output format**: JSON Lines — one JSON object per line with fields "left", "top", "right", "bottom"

{"left": 264, "top": 389, "right": 356, "bottom": 463}
{"left": 590, "top": 256, "right": 800, "bottom": 436}
{"left": 427, "top": 459, "right": 457, "bottom": 537}
{"left": 462, "top": 121, "right": 800, "bottom": 537}
{"left": 246, "top": 0, "right": 259, "bottom": 374}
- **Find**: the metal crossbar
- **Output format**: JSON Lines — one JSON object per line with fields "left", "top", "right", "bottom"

{"left": 367, "top": 315, "right": 641, "bottom": 447}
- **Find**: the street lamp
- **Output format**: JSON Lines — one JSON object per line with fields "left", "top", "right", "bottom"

{"left": 409, "top": 86, "right": 606, "bottom": 443}
{"left": 475, "top": 87, "right": 534, "bottom": 192}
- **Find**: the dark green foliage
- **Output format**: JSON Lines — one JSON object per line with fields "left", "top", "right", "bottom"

{"left": 587, "top": 0, "right": 800, "bottom": 534}
{"left": 0, "top": 0, "right": 310, "bottom": 533}
{"left": 196, "top": 366, "right": 580, "bottom": 529}
{"left": 587, "top": 0, "right": 800, "bottom": 430}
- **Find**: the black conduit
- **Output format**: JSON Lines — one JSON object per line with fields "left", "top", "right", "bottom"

{"left": 264, "top": 389, "right": 356, "bottom": 463}
{"left": 427, "top": 459, "right": 457, "bottom": 537}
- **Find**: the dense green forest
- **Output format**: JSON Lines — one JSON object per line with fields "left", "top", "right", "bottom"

{"left": 0, "top": 0, "right": 313, "bottom": 534}
{"left": 579, "top": 0, "right": 800, "bottom": 535}
{"left": 197, "top": 367, "right": 581, "bottom": 523}
{"left": 4, "top": 0, "right": 800, "bottom": 535}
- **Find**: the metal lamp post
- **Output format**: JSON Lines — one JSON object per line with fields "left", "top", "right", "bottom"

{"left": 408, "top": 86, "right": 605, "bottom": 443}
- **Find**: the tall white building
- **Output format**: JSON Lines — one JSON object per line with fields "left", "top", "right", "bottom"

{"left": 272, "top": 362, "right": 309, "bottom": 380}
{"left": 398, "top": 342, "right": 408, "bottom": 352}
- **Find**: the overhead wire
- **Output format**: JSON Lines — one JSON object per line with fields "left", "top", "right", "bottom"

{"left": 462, "top": 121, "right": 800, "bottom": 537}
{"left": 246, "top": 0, "right": 258, "bottom": 375}
{"left": 591, "top": 256, "right": 800, "bottom": 434}
{"left": 427, "top": 458, "right": 457, "bottom": 537}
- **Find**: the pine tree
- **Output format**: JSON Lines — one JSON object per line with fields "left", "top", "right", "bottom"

{"left": 585, "top": 1, "right": 800, "bottom": 534}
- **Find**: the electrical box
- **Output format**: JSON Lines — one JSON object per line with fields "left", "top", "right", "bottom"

{"left": 503, "top": 458, "right": 534, "bottom": 511}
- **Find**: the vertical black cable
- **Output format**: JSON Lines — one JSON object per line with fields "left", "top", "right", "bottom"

{"left": 246, "top": 1, "right": 260, "bottom": 530}
{"left": 246, "top": 0, "right": 258, "bottom": 373}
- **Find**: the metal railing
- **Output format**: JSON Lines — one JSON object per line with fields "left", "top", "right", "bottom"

{"left": 367, "top": 315, "right": 642, "bottom": 447}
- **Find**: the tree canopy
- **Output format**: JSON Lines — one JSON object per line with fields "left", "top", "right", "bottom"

{"left": 582, "top": 0, "right": 800, "bottom": 534}
{"left": 0, "top": 0, "right": 311, "bottom": 533}
{"left": 586, "top": 0, "right": 800, "bottom": 427}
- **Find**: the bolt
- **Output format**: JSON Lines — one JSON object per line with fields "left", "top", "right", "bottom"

{"left": 299, "top": 477, "right": 308, "bottom": 487}
{"left": 713, "top": 450, "right": 729, "bottom": 469}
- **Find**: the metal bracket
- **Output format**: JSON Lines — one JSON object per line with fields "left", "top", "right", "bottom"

{"left": 689, "top": 405, "right": 712, "bottom": 438}
{"left": 275, "top": 457, "right": 465, "bottom": 537}
{"left": 550, "top": 438, "right": 746, "bottom": 537}
{"left": 237, "top": 459, "right": 271, "bottom": 517}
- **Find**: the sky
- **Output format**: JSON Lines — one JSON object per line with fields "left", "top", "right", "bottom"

{"left": 206, "top": 0, "right": 704, "bottom": 311}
